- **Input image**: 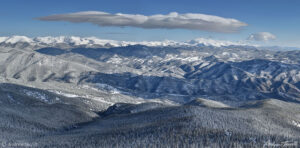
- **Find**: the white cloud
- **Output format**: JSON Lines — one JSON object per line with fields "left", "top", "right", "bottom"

{"left": 248, "top": 32, "right": 276, "bottom": 41}
{"left": 36, "top": 11, "right": 247, "bottom": 33}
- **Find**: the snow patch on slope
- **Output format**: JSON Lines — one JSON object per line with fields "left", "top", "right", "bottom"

{"left": 22, "top": 89, "right": 50, "bottom": 103}
{"left": 292, "top": 120, "right": 300, "bottom": 128}
{"left": 48, "top": 89, "right": 114, "bottom": 105}
{"left": 48, "top": 90, "right": 80, "bottom": 98}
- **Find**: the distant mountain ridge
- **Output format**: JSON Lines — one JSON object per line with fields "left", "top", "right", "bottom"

{"left": 0, "top": 35, "right": 251, "bottom": 48}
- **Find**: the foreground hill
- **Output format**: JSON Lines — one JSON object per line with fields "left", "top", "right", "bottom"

{"left": 0, "top": 84, "right": 299, "bottom": 147}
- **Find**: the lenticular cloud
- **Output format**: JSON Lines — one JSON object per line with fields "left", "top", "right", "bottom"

{"left": 37, "top": 11, "right": 247, "bottom": 33}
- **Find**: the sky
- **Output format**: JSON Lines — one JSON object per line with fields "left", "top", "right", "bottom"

{"left": 1, "top": 0, "right": 300, "bottom": 47}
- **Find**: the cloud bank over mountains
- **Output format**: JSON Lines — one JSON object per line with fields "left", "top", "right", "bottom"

{"left": 36, "top": 11, "right": 247, "bottom": 33}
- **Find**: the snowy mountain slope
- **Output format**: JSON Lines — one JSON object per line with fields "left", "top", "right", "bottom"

{"left": 1, "top": 83, "right": 299, "bottom": 147}
{"left": 0, "top": 83, "right": 99, "bottom": 142}
{"left": 32, "top": 99, "right": 300, "bottom": 147}
{"left": 0, "top": 47, "right": 174, "bottom": 109}
{"left": 185, "top": 98, "right": 230, "bottom": 108}
{"left": 1, "top": 41, "right": 300, "bottom": 105}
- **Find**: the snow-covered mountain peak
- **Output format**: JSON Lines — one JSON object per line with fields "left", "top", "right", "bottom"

{"left": 0, "top": 37, "right": 9, "bottom": 43}
{"left": 2, "top": 35, "right": 34, "bottom": 44}
{"left": 33, "top": 36, "right": 118, "bottom": 46}
{"left": 188, "top": 37, "right": 248, "bottom": 47}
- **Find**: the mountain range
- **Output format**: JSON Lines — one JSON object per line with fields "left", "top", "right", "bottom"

{"left": 0, "top": 36, "right": 299, "bottom": 147}
{"left": 0, "top": 36, "right": 250, "bottom": 48}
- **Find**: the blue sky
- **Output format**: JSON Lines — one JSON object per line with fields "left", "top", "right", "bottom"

{"left": 1, "top": 0, "right": 300, "bottom": 47}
